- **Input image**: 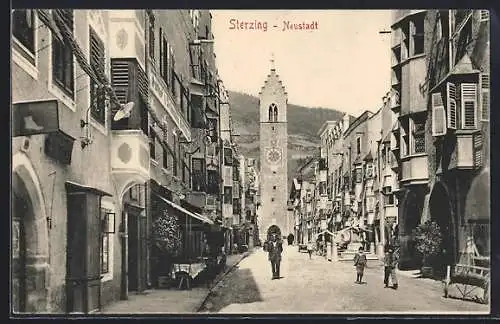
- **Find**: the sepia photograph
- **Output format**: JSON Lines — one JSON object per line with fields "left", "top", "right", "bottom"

{"left": 11, "top": 9, "right": 491, "bottom": 315}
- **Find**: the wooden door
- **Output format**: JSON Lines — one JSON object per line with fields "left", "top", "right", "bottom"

{"left": 138, "top": 216, "right": 148, "bottom": 291}
{"left": 128, "top": 213, "right": 138, "bottom": 291}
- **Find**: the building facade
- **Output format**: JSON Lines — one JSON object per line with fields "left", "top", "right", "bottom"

{"left": 390, "top": 9, "right": 490, "bottom": 273}
{"left": 258, "top": 62, "right": 289, "bottom": 241}
{"left": 11, "top": 9, "right": 230, "bottom": 314}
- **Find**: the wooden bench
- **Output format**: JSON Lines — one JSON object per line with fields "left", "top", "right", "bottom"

{"left": 444, "top": 262, "right": 490, "bottom": 304}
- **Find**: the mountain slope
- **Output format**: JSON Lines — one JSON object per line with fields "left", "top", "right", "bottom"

{"left": 228, "top": 90, "right": 348, "bottom": 188}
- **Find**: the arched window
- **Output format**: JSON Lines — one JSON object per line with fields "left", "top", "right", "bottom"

{"left": 269, "top": 103, "right": 278, "bottom": 122}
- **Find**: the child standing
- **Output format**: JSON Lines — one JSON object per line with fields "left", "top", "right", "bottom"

{"left": 353, "top": 246, "right": 367, "bottom": 284}
{"left": 307, "top": 241, "right": 314, "bottom": 259}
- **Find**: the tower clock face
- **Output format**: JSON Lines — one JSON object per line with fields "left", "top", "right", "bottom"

{"left": 266, "top": 148, "right": 282, "bottom": 164}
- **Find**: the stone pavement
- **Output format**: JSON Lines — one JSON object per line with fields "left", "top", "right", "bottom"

{"left": 99, "top": 250, "right": 251, "bottom": 314}
{"left": 199, "top": 244, "right": 490, "bottom": 314}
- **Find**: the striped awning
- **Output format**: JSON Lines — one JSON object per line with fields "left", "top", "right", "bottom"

{"left": 156, "top": 195, "right": 213, "bottom": 225}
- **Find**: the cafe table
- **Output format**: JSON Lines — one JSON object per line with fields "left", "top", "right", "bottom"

{"left": 171, "top": 260, "right": 207, "bottom": 290}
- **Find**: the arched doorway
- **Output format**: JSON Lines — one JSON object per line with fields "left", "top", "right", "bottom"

{"left": 267, "top": 225, "right": 281, "bottom": 241}
{"left": 12, "top": 153, "right": 50, "bottom": 313}
{"left": 400, "top": 190, "right": 421, "bottom": 269}
{"left": 119, "top": 182, "right": 147, "bottom": 296}
{"left": 429, "top": 182, "right": 455, "bottom": 278}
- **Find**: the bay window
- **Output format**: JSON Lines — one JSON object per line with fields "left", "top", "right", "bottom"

{"left": 411, "top": 114, "right": 426, "bottom": 154}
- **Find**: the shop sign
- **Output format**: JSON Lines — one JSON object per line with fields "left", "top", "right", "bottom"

{"left": 13, "top": 99, "right": 61, "bottom": 136}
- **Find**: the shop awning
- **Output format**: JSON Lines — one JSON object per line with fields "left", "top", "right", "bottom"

{"left": 157, "top": 195, "right": 213, "bottom": 225}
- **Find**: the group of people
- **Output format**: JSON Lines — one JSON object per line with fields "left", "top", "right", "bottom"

{"left": 353, "top": 246, "right": 399, "bottom": 289}
{"left": 264, "top": 234, "right": 400, "bottom": 289}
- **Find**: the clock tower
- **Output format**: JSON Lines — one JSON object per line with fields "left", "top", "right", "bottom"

{"left": 258, "top": 57, "right": 288, "bottom": 242}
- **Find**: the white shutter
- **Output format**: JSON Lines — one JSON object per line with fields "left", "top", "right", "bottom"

{"left": 446, "top": 82, "right": 457, "bottom": 130}
{"left": 461, "top": 83, "right": 478, "bottom": 129}
{"left": 431, "top": 92, "right": 447, "bottom": 136}
{"left": 481, "top": 73, "right": 490, "bottom": 121}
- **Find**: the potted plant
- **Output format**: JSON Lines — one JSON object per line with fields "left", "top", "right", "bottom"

{"left": 151, "top": 209, "right": 182, "bottom": 287}
{"left": 412, "top": 220, "right": 443, "bottom": 278}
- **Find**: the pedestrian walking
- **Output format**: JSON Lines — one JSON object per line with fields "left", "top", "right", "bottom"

{"left": 307, "top": 241, "right": 314, "bottom": 259}
{"left": 268, "top": 234, "right": 283, "bottom": 280}
{"left": 384, "top": 247, "right": 398, "bottom": 289}
{"left": 353, "top": 246, "right": 367, "bottom": 284}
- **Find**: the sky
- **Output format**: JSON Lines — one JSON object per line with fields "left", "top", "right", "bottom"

{"left": 211, "top": 10, "right": 393, "bottom": 117}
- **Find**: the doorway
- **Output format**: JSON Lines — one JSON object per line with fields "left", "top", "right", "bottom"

{"left": 12, "top": 191, "right": 28, "bottom": 312}
{"left": 12, "top": 171, "right": 49, "bottom": 313}
{"left": 430, "top": 182, "right": 455, "bottom": 278}
{"left": 127, "top": 205, "right": 147, "bottom": 293}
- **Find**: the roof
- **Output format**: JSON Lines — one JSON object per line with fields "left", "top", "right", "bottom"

{"left": 364, "top": 150, "right": 373, "bottom": 161}
{"left": 317, "top": 120, "right": 338, "bottom": 137}
{"left": 344, "top": 110, "right": 373, "bottom": 138}
{"left": 430, "top": 53, "right": 480, "bottom": 93}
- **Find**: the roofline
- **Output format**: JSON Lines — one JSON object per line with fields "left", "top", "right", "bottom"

{"left": 343, "top": 110, "right": 373, "bottom": 138}
{"left": 316, "top": 120, "right": 338, "bottom": 137}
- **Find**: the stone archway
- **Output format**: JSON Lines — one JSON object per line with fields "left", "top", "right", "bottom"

{"left": 429, "top": 181, "right": 455, "bottom": 278}
{"left": 12, "top": 152, "right": 50, "bottom": 313}
{"left": 113, "top": 177, "right": 148, "bottom": 299}
{"left": 267, "top": 225, "right": 281, "bottom": 241}
{"left": 399, "top": 190, "right": 421, "bottom": 270}
{"left": 464, "top": 168, "right": 490, "bottom": 256}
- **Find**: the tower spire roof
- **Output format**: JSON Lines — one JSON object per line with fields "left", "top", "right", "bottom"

{"left": 270, "top": 53, "right": 275, "bottom": 70}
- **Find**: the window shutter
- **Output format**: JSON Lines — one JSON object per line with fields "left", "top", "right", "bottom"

{"left": 159, "top": 28, "right": 164, "bottom": 75}
{"left": 473, "top": 133, "right": 483, "bottom": 168}
{"left": 461, "top": 83, "right": 478, "bottom": 129}
{"left": 481, "top": 73, "right": 489, "bottom": 121}
{"left": 446, "top": 82, "right": 457, "bottom": 130}
{"left": 431, "top": 92, "right": 447, "bottom": 136}
{"left": 480, "top": 10, "right": 489, "bottom": 22}
{"left": 111, "top": 60, "right": 130, "bottom": 105}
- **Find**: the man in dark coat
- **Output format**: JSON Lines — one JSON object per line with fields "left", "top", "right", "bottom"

{"left": 268, "top": 234, "right": 283, "bottom": 279}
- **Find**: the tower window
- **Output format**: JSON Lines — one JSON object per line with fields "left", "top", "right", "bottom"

{"left": 269, "top": 103, "right": 278, "bottom": 122}
{"left": 271, "top": 198, "right": 275, "bottom": 202}
{"left": 273, "top": 185, "right": 276, "bottom": 190}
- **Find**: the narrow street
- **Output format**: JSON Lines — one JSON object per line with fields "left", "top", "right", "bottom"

{"left": 199, "top": 246, "right": 489, "bottom": 314}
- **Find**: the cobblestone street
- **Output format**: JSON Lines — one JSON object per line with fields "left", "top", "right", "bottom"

{"left": 199, "top": 246, "right": 490, "bottom": 314}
